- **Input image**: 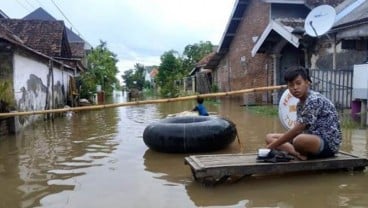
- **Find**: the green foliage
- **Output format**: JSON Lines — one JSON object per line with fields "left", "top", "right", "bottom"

{"left": 211, "top": 84, "right": 219, "bottom": 93}
{"left": 121, "top": 63, "right": 147, "bottom": 91}
{"left": 0, "top": 80, "right": 14, "bottom": 106}
{"left": 182, "top": 41, "right": 213, "bottom": 73}
{"left": 156, "top": 50, "right": 181, "bottom": 97}
{"left": 80, "top": 40, "right": 119, "bottom": 98}
{"left": 246, "top": 105, "right": 278, "bottom": 116}
{"left": 155, "top": 41, "right": 214, "bottom": 98}
{"left": 120, "top": 40, "right": 214, "bottom": 98}
{"left": 340, "top": 112, "right": 360, "bottom": 129}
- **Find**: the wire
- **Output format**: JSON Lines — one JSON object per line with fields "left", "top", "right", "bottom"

{"left": 23, "top": 0, "right": 35, "bottom": 9}
{"left": 15, "top": 0, "right": 31, "bottom": 12}
{"left": 33, "top": 0, "right": 44, "bottom": 8}
{"left": 50, "top": 0, "right": 85, "bottom": 39}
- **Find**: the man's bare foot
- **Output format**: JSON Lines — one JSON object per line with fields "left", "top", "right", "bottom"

{"left": 289, "top": 151, "right": 307, "bottom": 161}
{"left": 296, "top": 154, "right": 307, "bottom": 161}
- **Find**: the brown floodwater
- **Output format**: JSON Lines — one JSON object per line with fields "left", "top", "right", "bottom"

{"left": 0, "top": 92, "right": 367, "bottom": 208}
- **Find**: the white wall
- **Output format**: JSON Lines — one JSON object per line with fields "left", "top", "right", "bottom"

{"left": 12, "top": 52, "right": 73, "bottom": 130}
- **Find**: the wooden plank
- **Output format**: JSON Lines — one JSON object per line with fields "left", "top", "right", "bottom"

{"left": 184, "top": 151, "right": 368, "bottom": 184}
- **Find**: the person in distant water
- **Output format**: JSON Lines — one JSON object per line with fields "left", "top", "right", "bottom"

{"left": 265, "top": 66, "right": 342, "bottom": 160}
{"left": 192, "top": 97, "right": 209, "bottom": 116}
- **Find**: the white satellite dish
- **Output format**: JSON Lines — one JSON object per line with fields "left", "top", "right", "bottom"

{"left": 304, "top": 4, "right": 336, "bottom": 37}
{"left": 278, "top": 89, "right": 299, "bottom": 130}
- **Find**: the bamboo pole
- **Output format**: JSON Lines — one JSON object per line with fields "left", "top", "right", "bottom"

{"left": 0, "top": 85, "right": 286, "bottom": 117}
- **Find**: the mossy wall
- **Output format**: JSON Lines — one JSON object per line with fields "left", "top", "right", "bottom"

{"left": 0, "top": 52, "right": 14, "bottom": 112}
{"left": 0, "top": 52, "right": 14, "bottom": 135}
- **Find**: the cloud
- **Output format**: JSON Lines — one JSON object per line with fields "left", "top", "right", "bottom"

{"left": 1, "top": 0, "right": 235, "bottom": 75}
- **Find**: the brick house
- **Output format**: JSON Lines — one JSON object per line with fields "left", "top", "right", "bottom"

{"left": 206, "top": 0, "right": 352, "bottom": 105}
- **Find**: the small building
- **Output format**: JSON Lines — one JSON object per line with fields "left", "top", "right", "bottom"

{"left": 23, "top": 7, "right": 92, "bottom": 68}
{"left": 187, "top": 52, "right": 216, "bottom": 94}
{"left": 144, "top": 66, "right": 159, "bottom": 88}
{"left": 0, "top": 19, "right": 79, "bottom": 134}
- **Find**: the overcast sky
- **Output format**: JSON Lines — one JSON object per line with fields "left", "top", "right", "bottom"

{"left": 1, "top": 0, "right": 236, "bottom": 79}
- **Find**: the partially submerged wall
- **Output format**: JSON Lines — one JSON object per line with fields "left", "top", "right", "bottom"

{"left": 12, "top": 52, "right": 73, "bottom": 131}
{"left": 0, "top": 52, "right": 15, "bottom": 135}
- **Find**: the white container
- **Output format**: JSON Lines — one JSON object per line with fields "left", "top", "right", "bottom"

{"left": 96, "top": 85, "right": 102, "bottom": 92}
{"left": 258, "top": 148, "right": 271, "bottom": 157}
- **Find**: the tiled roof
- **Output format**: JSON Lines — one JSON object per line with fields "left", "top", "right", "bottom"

{"left": 23, "top": 7, "right": 88, "bottom": 58}
{"left": 306, "top": 0, "right": 345, "bottom": 7}
{"left": 0, "top": 23, "right": 23, "bottom": 45}
{"left": 276, "top": 17, "right": 305, "bottom": 29}
{"left": 196, "top": 52, "right": 216, "bottom": 68}
{"left": 0, "top": 22, "right": 76, "bottom": 70}
{"left": 23, "top": 7, "right": 84, "bottom": 42}
{"left": 0, "top": 19, "right": 71, "bottom": 58}
{"left": 69, "top": 42, "right": 85, "bottom": 58}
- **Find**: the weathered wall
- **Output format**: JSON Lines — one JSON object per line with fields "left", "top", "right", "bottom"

{"left": 215, "top": 0, "right": 272, "bottom": 103}
{"left": 311, "top": 38, "right": 368, "bottom": 70}
{"left": 53, "top": 65, "right": 71, "bottom": 108}
{"left": 12, "top": 52, "right": 72, "bottom": 130}
{"left": 0, "top": 52, "right": 14, "bottom": 135}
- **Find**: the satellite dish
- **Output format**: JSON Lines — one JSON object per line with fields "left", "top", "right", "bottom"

{"left": 304, "top": 5, "right": 336, "bottom": 37}
{"left": 278, "top": 89, "right": 299, "bottom": 130}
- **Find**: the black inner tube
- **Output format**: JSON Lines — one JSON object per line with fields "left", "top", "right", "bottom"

{"left": 143, "top": 116, "right": 237, "bottom": 153}
{"left": 159, "top": 116, "right": 212, "bottom": 124}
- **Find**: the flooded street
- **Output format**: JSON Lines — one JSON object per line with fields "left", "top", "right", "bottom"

{"left": 1, "top": 93, "right": 368, "bottom": 208}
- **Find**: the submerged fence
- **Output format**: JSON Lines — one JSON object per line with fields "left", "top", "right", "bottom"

{"left": 310, "top": 69, "right": 353, "bottom": 110}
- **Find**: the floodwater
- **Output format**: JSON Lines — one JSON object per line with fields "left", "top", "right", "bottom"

{"left": 0, "top": 92, "right": 368, "bottom": 208}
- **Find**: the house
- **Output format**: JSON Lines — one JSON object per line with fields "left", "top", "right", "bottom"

{"left": 149, "top": 67, "right": 159, "bottom": 88}
{"left": 188, "top": 51, "right": 216, "bottom": 94}
{"left": 144, "top": 66, "right": 158, "bottom": 84}
{"left": 0, "top": 18, "right": 79, "bottom": 134}
{"left": 23, "top": 7, "right": 91, "bottom": 69}
{"left": 207, "top": 0, "right": 360, "bottom": 105}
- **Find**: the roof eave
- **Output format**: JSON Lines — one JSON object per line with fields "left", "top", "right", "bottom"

{"left": 251, "top": 20, "right": 300, "bottom": 57}
{"left": 217, "top": 0, "right": 250, "bottom": 55}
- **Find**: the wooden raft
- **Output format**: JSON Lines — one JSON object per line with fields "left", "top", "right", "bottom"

{"left": 184, "top": 151, "right": 368, "bottom": 184}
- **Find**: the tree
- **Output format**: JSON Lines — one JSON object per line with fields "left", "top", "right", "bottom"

{"left": 156, "top": 50, "right": 181, "bottom": 97}
{"left": 182, "top": 41, "right": 213, "bottom": 73}
{"left": 80, "top": 40, "right": 119, "bottom": 98}
{"left": 121, "top": 63, "right": 146, "bottom": 91}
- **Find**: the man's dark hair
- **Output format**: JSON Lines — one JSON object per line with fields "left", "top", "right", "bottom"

{"left": 284, "top": 66, "right": 312, "bottom": 83}
{"left": 197, "top": 97, "right": 204, "bottom": 104}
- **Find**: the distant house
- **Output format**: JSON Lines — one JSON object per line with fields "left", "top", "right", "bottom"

{"left": 0, "top": 20, "right": 78, "bottom": 134}
{"left": 188, "top": 51, "right": 216, "bottom": 94}
{"left": 144, "top": 66, "right": 159, "bottom": 88}
{"left": 206, "top": 0, "right": 366, "bottom": 106}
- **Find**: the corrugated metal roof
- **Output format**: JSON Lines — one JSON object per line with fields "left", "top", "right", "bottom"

{"left": 333, "top": 0, "right": 368, "bottom": 28}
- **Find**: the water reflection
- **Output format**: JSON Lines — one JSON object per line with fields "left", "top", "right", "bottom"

{"left": 185, "top": 171, "right": 368, "bottom": 207}
{"left": 0, "top": 94, "right": 367, "bottom": 207}
{"left": 0, "top": 105, "right": 121, "bottom": 207}
{"left": 143, "top": 149, "right": 191, "bottom": 185}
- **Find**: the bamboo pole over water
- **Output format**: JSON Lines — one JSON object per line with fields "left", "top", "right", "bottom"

{"left": 0, "top": 85, "right": 287, "bottom": 117}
